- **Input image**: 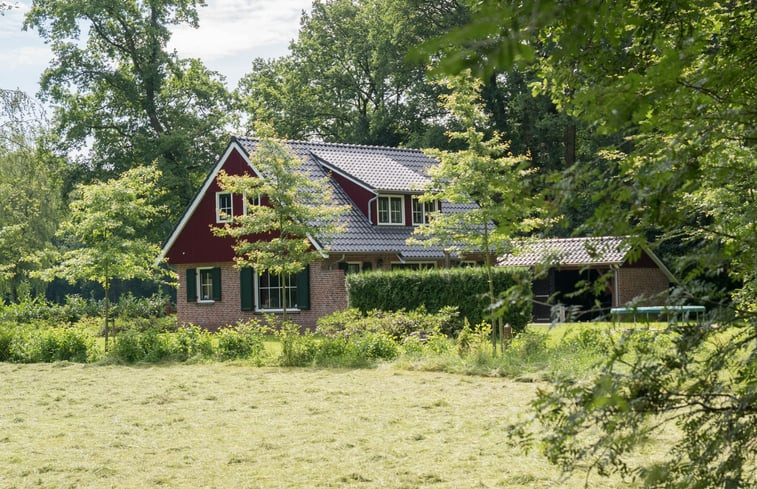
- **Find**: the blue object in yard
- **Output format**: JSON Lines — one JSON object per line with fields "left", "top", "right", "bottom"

{"left": 610, "top": 305, "right": 706, "bottom": 324}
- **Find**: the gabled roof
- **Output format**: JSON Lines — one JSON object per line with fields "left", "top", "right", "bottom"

{"left": 160, "top": 137, "right": 474, "bottom": 262}
{"left": 498, "top": 236, "right": 676, "bottom": 281}
{"left": 234, "top": 137, "right": 434, "bottom": 192}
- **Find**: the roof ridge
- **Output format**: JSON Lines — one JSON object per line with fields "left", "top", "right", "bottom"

{"left": 232, "top": 135, "right": 426, "bottom": 153}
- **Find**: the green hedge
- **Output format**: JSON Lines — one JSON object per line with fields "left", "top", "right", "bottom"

{"left": 346, "top": 267, "right": 532, "bottom": 333}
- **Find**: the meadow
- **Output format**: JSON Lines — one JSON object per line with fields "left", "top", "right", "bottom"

{"left": 0, "top": 362, "right": 673, "bottom": 489}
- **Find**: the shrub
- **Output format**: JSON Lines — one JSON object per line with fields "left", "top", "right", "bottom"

{"left": 346, "top": 267, "right": 532, "bottom": 333}
{"left": 3, "top": 325, "right": 94, "bottom": 363}
{"left": 278, "top": 321, "right": 318, "bottom": 367}
{"left": 0, "top": 324, "right": 13, "bottom": 361}
{"left": 175, "top": 324, "right": 214, "bottom": 360}
{"left": 316, "top": 307, "right": 461, "bottom": 340}
{"left": 110, "top": 327, "right": 177, "bottom": 363}
{"left": 216, "top": 321, "right": 266, "bottom": 361}
{"left": 110, "top": 328, "right": 147, "bottom": 363}
{"left": 347, "top": 332, "right": 399, "bottom": 361}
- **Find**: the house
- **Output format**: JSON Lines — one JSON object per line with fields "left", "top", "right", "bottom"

{"left": 498, "top": 236, "right": 675, "bottom": 322}
{"left": 159, "top": 137, "right": 479, "bottom": 330}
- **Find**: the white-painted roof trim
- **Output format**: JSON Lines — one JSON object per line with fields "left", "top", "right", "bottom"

{"left": 640, "top": 243, "right": 678, "bottom": 283}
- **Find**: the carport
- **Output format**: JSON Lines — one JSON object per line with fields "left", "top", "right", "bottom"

{"left": 498, "top": 237, "right": 676, "bottom": 323}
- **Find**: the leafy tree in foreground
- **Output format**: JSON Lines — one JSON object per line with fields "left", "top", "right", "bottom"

{"left": 427, "top": 1, "right": 756, "bottom": 487}
{"left": 41, "top": 165, "right": 171, "bottom": 350}
{"left": 409, "top": 73, "right": 545, "bottom": 348}
{"left": 213, "top": 123, "right": 349, "bottom": 320}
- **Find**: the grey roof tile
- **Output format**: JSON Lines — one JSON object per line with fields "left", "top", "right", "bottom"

{"left": 232, "top": 137, "right": 470, "bottom": 259}
{"left": 498, "top": 237, "right": 630, "bottom": 267}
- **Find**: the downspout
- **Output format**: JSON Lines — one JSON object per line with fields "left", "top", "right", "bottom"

{"left": 614, "top": 268, "right": 620, "bottom": 307}
{"left": 367, "top": 194, "right": 378, "bottom": 224}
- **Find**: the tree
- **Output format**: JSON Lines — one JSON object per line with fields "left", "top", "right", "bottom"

{"left": 41, "top": 165, "right": 171, "bottom": 350}
{"left": 409, "top": 73, "right": 545, "bottom": 349}
{"left": 237, "top": 0, "right": 465, "bottom": 147}
{"left": 213, "top": 123, "right": 349, "bottom": 320}
{"left": 24, "top": 0, "right": 233, "bottom": 227}
{"left": 0, "top": 89, "right": 64, "bottom": 300}
{"left": 427, "top": 1, "right": 756, "bottom": 486}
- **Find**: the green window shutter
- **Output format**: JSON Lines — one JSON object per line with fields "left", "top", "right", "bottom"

{"left": 212, "top": 267, "right": 222, "bottom": 301}
{"left": 240, "top": 267, "right": 254, "bottom": 311}
{"left": 362, "top": 262, "right": 372, "bottom": 271}
{"left": 296, "top": 265, "right": 310, "bottom": 310}
{"left": 337, "top": 262, "right": 348, "bottom": 272}
{"left": 186, "top": 268, "right": 197, "bottom": 302}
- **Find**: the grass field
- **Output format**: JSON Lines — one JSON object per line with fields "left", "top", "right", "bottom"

{"left": 0, "top": 362, "right": 672, "bottom": 488}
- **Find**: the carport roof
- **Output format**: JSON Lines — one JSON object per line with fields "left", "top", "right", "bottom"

{"left": 498, "top": 237, "right": 630, "bottom": 267}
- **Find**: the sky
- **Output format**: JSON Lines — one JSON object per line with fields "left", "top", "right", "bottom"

{"left": 0, "top": 0, "right": 311, "bottom": 97}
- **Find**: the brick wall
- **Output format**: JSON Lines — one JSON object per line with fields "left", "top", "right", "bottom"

{"left": 616, "top": 267, "right": 670, "bottom": 306}
{"left": 176, "top": 261, "right": 348, "bottom": 330}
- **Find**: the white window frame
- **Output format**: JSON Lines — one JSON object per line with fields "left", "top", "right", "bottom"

{"left": 390, "top": 261, "right": 437, "bottom": 271}
{"left": 411, "top": 197, "right": 438, "bottom": 225}
{"left": 377, "top": 194, "right": 405, "bottom": 225}
{"left": 345, "top": 262, "right": 362, "bottom": 274}
{"left": 254, "top": 271, "right": 300, "bottom": 312}
{"left": 197, "top": 267, "right": 215, "bottom": 303}
{"left": 459, "top": 260, "right": 479, "bottom": 268}
{"left": 243, "top": 191, "right": 260, "bottom": 215}
{"left": 215, "top": 192, "right": 233, "bottom": 223}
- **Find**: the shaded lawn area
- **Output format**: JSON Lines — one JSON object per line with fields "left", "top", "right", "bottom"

{"left": 0, "top": 363, "right": 668, "bottom": 488}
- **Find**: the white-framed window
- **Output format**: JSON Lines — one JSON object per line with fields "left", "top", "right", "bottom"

{"left": 459, "top": 260, "right": 479, "bottom": 267}
{"left": 411, "top": 197, "right": 437, "bottom": 225}
{"left": 345, "top": 262, "right": 362, "bottom": 274}
{"left": 197, "top": 267, "right": 215, "bottom": 302}
{"left": 390, "top": 261, "right": 436, "bottom": 271}
{"left": 216, "top": 192, "right": 233, "bottom": 223}
{"left": 377, "top": 195, "right": 404, "bottom": 225}
{"left": 243, "top": 192, "right": 260, "bottom": 215}
{"left": 256, "top": 271, "right": 298, "bottom": 311}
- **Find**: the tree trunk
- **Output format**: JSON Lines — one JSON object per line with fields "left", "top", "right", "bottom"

{"left": 103, "top": 274, "right": 110, "bottom": 353}
{"left": 281, "top": 272, "right": 287, "bottom": 324}
{"left": 564, "top": 122, "right": 576, "bottom": 167}
{"left": 483, "top": 222, "right": 497, "bottom": 355}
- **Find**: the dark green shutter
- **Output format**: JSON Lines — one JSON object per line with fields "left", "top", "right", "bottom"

{"left": 362, "top": 262, "right": 372, "bottom": 271}
{"left": 337, "top": 262, "right": 348, "bottom": 272}
{"left": 186, "top": 268, "right": 197, "bottom": 302}
{"left": 212, "top": 267, "right": 222, "bottom": 301}
{"left": 296, "top": 265, "right": 310, "bottom": 310}
{"left": 240, "top": 267, "right": 254, "bottom": 311}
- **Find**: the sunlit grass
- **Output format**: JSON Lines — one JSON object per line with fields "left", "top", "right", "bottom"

{"left": 0, "top": 362, "right": 672, "bottom": 488}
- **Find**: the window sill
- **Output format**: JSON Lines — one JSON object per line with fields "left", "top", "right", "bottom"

{"left": 255, "top": 308, "right": 300, "bottom": 313}
{"left": 197, "top": 300, "right": 216, "bottom": 304}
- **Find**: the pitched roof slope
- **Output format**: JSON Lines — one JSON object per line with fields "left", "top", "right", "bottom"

{"left": 232, "top": 137, "right": 471, "bottom": 259}
{"left": 498, "top": 236, "right": 630, "bottom": 267}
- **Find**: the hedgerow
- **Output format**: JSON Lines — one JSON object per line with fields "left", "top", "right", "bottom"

{"left": 346, "top": 267, "right": 532, "bottom": 333}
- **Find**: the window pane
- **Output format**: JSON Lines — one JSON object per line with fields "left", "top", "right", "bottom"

{"left": 217, "top": 193, "right": 232, "bottom": 221}
{"left": 257, "top": 271, "right": 297, "bottom": 310}
{"left": 199, "top": 269, "right": 213, "bottom": 301}
{"left": 378, "top": 197, "right": 389, "bottom": 223}
{"left": 390, "top": 197, "right": 402, "bottom": 223}
{"left": 412, "top": 198, "right": 423, "bottom": 224}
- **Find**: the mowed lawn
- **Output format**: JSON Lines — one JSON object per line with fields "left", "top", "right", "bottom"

{"left": 1, "top": 363, "right": 657, "bottom": 488}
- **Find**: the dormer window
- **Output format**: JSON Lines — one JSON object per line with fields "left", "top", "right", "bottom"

{"left": 216, "top": 192, "right": 233, "bottom": 223}
{"left": 377, "top": 195, "right": 404, "bottom": 225}
{"left": 412, "top": 197, "right": 437, "bottom": 225}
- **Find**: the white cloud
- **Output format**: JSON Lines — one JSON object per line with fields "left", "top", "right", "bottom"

{"left": 168, "top": 0, "right": 311, "bottom": 60}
